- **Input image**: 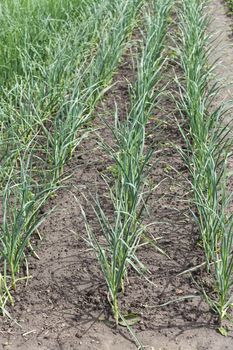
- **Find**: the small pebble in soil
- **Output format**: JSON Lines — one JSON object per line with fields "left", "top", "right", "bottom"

{"left": 75, "top": 331, "right": 83, "bottom": 339}
{"left": 139, "top": 324, "right": 146, "bottom": 331}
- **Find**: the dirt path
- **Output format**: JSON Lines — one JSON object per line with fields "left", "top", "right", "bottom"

{"left": 0, "top": 1, "right": 233, "bottom": 350}
{"left": 208, "top": 0, "right": 233, "bottom": 105}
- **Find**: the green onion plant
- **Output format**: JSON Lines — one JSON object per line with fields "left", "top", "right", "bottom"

{"left": 83, "top": 0, "right": 172, "bottom": 324}
{"left": 0, "top": 154, "right": 56, "bottom": 311}
{"left": 177, "top": 0, "right": 233, "bottom": 324}
{"left": 44, "top": 0, "right": 145, "bottom": 184}
{"left": 0, "top": 0, "right": 124, "bottom": 313}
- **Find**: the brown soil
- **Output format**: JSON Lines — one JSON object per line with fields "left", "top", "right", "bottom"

{"left": 1, "top": 1, "right": 233, "bottom": 350}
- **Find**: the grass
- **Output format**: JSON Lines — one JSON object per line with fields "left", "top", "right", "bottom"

{"left": 176, "top": 0, "right": 233, "bottom": 325}
{"left": 0, "top": 0, "right": 94, "bottom": 85}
